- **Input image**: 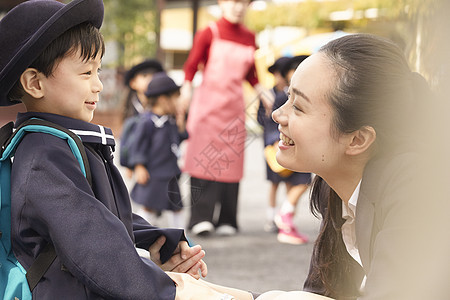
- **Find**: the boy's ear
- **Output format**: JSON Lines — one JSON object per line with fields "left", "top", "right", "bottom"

{"left": 128, "top": 78, "right": 138, "bottom": 91}
{"left": 345, "top": 126, "right": 376, "bottom": 156}
{"left": 20, "top": 68, "right": 44, "bottom": 99}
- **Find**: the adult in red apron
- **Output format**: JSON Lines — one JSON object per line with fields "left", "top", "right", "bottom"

{"left": 181, "top": 0, "right": 269, "bottom": 235}
{"left": 184, "top": 22, "right": 254, "bottom": 182}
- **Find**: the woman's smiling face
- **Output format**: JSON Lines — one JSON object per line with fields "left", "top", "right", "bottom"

{"left": 272, "top": 53, "right": 349, "bottom": 178}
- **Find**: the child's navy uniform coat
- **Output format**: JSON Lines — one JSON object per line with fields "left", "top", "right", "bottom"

{"left": 10, "top": 112, "right": 183, "bottom": 299}
{"left": 129, "top": 112, "right": 187, "bottom": 211}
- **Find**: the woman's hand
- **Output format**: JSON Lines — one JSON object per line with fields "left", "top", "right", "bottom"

{"left": 258, "top": 291, "right": 334, "bottom": 300}
{"left": 167, "top": 272, "right": 230, "bottom": 300}
{"left": 150, "top": 236, "right": 208, "bottom": 279}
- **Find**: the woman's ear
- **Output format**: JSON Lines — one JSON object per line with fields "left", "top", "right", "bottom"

{"left": 20, "top": 68, "right": 44, "bottom": 99}
{"left": 345, "top": 126, "right": 376, "bottom": 156}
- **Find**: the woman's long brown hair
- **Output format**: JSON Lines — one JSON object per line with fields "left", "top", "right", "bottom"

{"left": 303, "top": 34, "right": 428, "bottom": 299}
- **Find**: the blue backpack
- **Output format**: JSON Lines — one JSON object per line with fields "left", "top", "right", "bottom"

{"left": 0, "top": 118, "right": 91, "bottom": 300}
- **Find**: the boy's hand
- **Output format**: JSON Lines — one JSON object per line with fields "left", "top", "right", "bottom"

{"left": 124, "top": 168, "right": 134, "bottom": 179}
{"left": 176, "top": 110, "right": 186, "bottom": 132}
{"left": 134, "top": 164, "right": 150, "bottom": 185}
{"left": 178, "top": 81, "right": 193, "bottom": 116}
{"left": 254, "top": 83, "right": 275, "bottom": 117}
{"left": 149, "top": 236, "right": 208, "bottom": 279}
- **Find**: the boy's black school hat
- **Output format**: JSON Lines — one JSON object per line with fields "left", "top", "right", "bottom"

{"left": 124, "top": 59, "right": 164, "bottom": 87}
{"left": 145, "top": 72, "right": 180, "bottom": 98}
{"left": 280, "top": 55, "right": 310, "bottom": 79}
{"left": 0, "top": 0, "right": 104, "bottom": 106}
{"left": 267, "top": 56, "right": 291, "bottom": 74}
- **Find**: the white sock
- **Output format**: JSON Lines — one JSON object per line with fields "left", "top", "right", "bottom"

{"left": 168, "top": 211, "right": 185, "bottom": 229}
{"left": 266, "top": 207, "right": 276, "bottom": 221}
{"left": 280, "top": 201, "right": 295, "bottom": 215}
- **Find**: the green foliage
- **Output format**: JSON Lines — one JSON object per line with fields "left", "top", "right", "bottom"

{"left": 102, "top": 0, "right": 158, "bottom": 67}
{"left": 246, "top": 0, "right": 330, "bottom": 32}
{"left": 245, "top": 0, "right": 426, "bottom": 33}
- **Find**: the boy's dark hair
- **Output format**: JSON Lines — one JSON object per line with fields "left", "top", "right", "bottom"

{"left": 8, "top": 22, "right": 105, "bottom": 102}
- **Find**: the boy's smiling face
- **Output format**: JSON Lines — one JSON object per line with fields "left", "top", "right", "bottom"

{"left": 35, "top": 47, "right": 103, "bottom": 122}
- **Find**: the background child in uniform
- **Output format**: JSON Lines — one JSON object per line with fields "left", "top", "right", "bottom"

{"left": 129, "top": 72, "right": 188, "bottom": 228}
{"left": 257, "top": 55, "right": 312, "bottom": 245}
{"left": 122, "top": 59, "right": 164, "bottom": 120}
{"left": 120, "top": 59, "right": 164, "bottom": 178}
{"left": 0, "top": 0, "right": 206, "bottom": 298}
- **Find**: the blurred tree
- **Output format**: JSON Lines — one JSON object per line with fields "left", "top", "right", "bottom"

{"left": 102, "top": 0, "right": 158, "bottom": 68}
{"left": 245, "top": 0, "right": 424, "bottom": 34}
{"left": 246, "top": 0, "right": 328, "bottom": 32}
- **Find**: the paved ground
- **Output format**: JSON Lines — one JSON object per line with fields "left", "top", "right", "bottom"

{"left": 120, "top": 135, "right": 321, "bottom": 294}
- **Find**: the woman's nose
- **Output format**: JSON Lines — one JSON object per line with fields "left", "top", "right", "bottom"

{"left": 272, "top": 106, "right": 287, "bottom": 125}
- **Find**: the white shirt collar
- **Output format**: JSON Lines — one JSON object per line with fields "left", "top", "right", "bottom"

{"left": 342, "top": 180, "right": 362, "bottom": 220}
{"left": 341, "top": 179, "right": 366, "bottom": 291}
{"left": 150, "top": 114, "right": 169, "bottom": 128}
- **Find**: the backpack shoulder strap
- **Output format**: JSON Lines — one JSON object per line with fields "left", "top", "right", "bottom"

{"left": 0, "top": 122, "right": 14, "bottom": 149}
{"left": 2, "top": 118, "right": 93, "bottom": 291}
{"left": 9, "top": 119, "right": 92, "bottom": 186}
{"left": 25, "top": 243, "right": 56, "bottom": 291}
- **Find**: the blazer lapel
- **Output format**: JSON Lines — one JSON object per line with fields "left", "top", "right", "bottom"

{"left": 355, "top": 190, "right": 375, "bottom": 274}
{"left": 355, "top": 156, "right": 385, "bottom": 274}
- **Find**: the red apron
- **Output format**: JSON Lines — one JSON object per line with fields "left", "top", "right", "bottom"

{"left": 184, "top": 23, "right": 255, "bottom": 182}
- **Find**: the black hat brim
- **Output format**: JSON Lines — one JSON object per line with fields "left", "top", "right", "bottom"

{"left": 280, "top": 55, "right": 310, "bottom": 79}
{"left": 124, "top": 60, "right": 164, "bottom": 87}
{"left": 267, "top": 56, "right": 291, "bottom": 74}
{"left": 0, "top": 0, "right": 104, "bottom": 106}
{"left": 144, "top": 72, "right": 180, "bottom": 97}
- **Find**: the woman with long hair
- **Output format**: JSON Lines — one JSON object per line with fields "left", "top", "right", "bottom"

{"left": 167, "top": 33, "right": 450, "bottom": 300}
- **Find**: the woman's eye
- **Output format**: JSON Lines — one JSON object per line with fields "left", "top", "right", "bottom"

{"left": 293, "top": 104, "right": 303, "bottom": 112}
{"left": 84, "top": 71, "right": 92, "bottom": 75}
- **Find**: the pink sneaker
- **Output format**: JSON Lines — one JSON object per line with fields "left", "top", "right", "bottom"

{"left": 274, "top": 212, "right": 308, "bottom": 245}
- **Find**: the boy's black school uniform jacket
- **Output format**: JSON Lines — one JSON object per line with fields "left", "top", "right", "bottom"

{"left": 129, "top": 112, "right": 187, "bottom": 180}
{"left": 11, "top": 112, "right": 183, "bottom": 299}
{"left": 129, "top": 112, "right": 188, "bottom": 211}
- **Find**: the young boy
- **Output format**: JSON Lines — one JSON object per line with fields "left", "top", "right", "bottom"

{"left": 130, "top": 72, "right": 187, "bottom": 228}
{"left": 0, "top": 0, "right": 206, "bottom": 298}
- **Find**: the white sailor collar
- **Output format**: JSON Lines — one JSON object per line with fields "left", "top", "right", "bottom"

{"left": 15, "top": 112, "right": 116, "bottom": 147}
